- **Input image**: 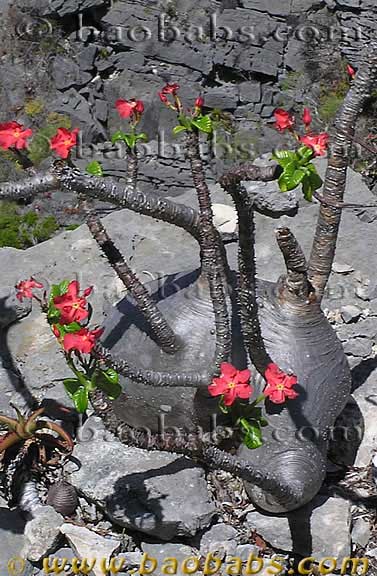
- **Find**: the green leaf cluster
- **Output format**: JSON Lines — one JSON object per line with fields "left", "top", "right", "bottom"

{"left": 173, "top": 114, "right": 213, "bottom": 136}
{"left": 273, "top": 147, "right": 323, "bottom": 201}
{"left": 111, "top": 131, "right": 148, "bottom": 150}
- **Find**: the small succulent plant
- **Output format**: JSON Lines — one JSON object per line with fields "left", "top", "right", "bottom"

{"left": 0, "top": 405, "right": 73, "bottom": 462}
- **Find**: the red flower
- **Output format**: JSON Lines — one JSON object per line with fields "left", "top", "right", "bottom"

{"left": 195, "top": 96, "right": 204, "bottom": 108}
{"left": 302, "top": 107, "right": 312, "bottom": 128}
{"left": 0, "top": 122, "right": 32, "bottom": 150}
{"left": 53, "top": 280, "right": 93, "bottom": 325}
{"left": 263, "top": 363, "right": 299, "bottom": 404}
{"left": 115, "top": 99, "right": 144, "bottom": 119}
{"left": 159, "top": 93, "right": 168, "bottom": 104}
{"left": 50, "top": 128, "right": 79, "bottom": 159}
{"left": 208, "top": 362, "right": 252, "bottom": 407}
{"left": 347, "top": 64, "right": 356, "bottom": 79}
{"left": 273, "top": 109, "right": 295, "bottom": 132}
{"left": 15, "top": 278, "right": 43, "bottom": 302}
{"left": 63, "top": 327, "right": 104, "bottom": 354}
{"left": 161, "top": 83, "right": 180, "bottom": 96}
{"left": 300, "top": 132, "right": 329, "bottom": 156}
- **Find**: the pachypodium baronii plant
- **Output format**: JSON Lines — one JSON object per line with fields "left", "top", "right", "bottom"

{"left": 15, "top": 278, "right": 121, "bottom": 414}
{"left": 2, "top": 42, "right": 377, "bottom": 514}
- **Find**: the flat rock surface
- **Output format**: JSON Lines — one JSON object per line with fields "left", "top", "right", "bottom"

{"left": 67, "top": 437, "right": 216, "bottom": 540}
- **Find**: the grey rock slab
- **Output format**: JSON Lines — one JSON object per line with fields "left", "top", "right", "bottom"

{"left": 200, "top": 523, "right": 239, "bottom": 557}
{"left": 343, "top": 337, "right": 373, "bottom": 358}
{"left": 140, "top": 543, "right": 197, "bottom": 576}
{"left": 239, "top": 82, "right": 261, "bottom": 104}
{"left": 241, "top": 0, "right": 291, "bottom": 16}
{"left": 0, "top": 502, "right": 28, "bottom": 574}
{"left": 247, "top": 496, "right": 351, "bottom": 557}
{"left": 351, "top": 517, "right": 371, "bottom": 548}
{"left": 60, "top": 524, "right": 120, "bottom": 576}
{"left": 68, "top": 438, "right": 216, "bottom": 540}
{"left": 52, "top": 55, "right": 92, "bottom": 90}
{"left": 22, "top": 505, "right": 64, "bottom": 562}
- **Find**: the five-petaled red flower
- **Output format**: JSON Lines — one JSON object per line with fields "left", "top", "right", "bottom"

{"left": 0, "top": 122, "right": 32, "bottom": 150}
{"left": 300, "top": 132, "right": 329, "bottom": 156}
{"left": 115, "top": 99, "right": 144, "bottom": 119}
{"left": 302, "top": 108, "right": 312, "bottom": 128}
{"left": 50, "top": 128, "right": 79, "bottom": 159}
{"left": 63, "top": 327, "right": 104, "bottom": 354}
{"left": 273, "top": 108, "right": 295, "bottom": 132}
{"left": 15, "top": 278, "right": 44, "bottom": 302}
{"left": 208, "top": 362, "right": 252, "bottom": 407}
{"left": 53, "top": 280, "right": 93, "bottom": 325}
{"left": 263, "top": 363, "right": 299, "bottom": 404}
{"left": 347, "top": 64, "right": 356, "bottom": 79}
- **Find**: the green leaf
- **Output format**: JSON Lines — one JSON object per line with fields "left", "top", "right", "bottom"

{"left": 272, "top": 149, "right": 297, "bottom": 162}
{"left": 173, "top": 125, "right": 187, "bottom": 135}
{"left": 97, "top": 371, "right": 122, "bottom": 400}
{"left": 103, "top": 368, "right": 119, "bottom": 385}
{"left": 239, "top": 418, "right": 263, "bottom": 450}
{"left": 86, "top": 161, "right": 103, "bottom": 177}
{"left": 62, "top": 322, "right": 82, "bottom": 333}
{"left": 191, "top": 114, "right": 213, "bottom": 134}
{"left": 135, "top": 132, "right": 148, "bottom": 142}
{"left": 278, "top": 167, "right": 306, "bottom": 192}
{"left": 297, "top": 145, "right": 314, "bottom": 164}
{"left": 58, "top": 280, "right": 70, "bottom": 295}
{"left": 63, "top": 378, "right": 81, "bottom": 397}
{"left": 47, "top": 306, "right": 61, "bottom": 324}
{"left": 72, "top": 386, "right": 89, "bottom": 413}
{"left": 111, "top": 130, "right": 128, "bottom": 145}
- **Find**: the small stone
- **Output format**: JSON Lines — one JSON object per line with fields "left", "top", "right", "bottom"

{"left": 351, "top": 518, "right": 371, "bottom": 548}
{"left": 341, "top": 305, "right": 362, "bottom": 323}
{"left": 200, "top": 523, "right": 239, "bottom": 557}
{"left": 60, "top": 524, "right": 120, "bottom": 576}
{"left": 22, "top": 506, "right": 64, "bottom": 562}
{"left": 355, "top": 284, "right": 372, "bottom": 301}
{"left": 332, "top": 262, "right": 354, "bottom": 274}
{"left": 235, "top": 544, "right": 260, "bottom": 561}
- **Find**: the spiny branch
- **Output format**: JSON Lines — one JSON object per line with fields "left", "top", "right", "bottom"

{"left": 220, "top": 178, "right": 272, "bottom": 375}
{"left": 186, "top": 131, "right": 231, "bottom": 372}
{"left": 275, "top": 227, "right": 311, "bottom": 300}
{"left": 308, "top": 41, "right": 377, "bottom": 299}
{"left": 86, "top": 214, "right": 181, "bottom": 354}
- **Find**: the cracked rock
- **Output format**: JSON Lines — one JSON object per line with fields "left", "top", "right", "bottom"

{"left": 67, "top": 437, "right": 216, "bottom": 540}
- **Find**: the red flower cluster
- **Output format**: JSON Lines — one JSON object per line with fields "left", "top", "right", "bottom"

{"left": 208, "top": 362, "right": 252, "bottom": 407}
{"left": 63, "top": 327, "right": 104, "bottom": 354}
{"left": 50, "top": 128, "right": 79, "bottom": 159}
{"left": 273, "top": 107, "right": 329, "bottom": 157}
{"left": 15, "top": 278, "right": 43, "bottom": 302}
{"left": 263, "top": 363, "right": 299, "bottom": 404}
{"left": 116, "top": 99, "right": 144, "bottom": 119}
{"left": 53, "top": 280, "right": 92, "bottom": 324}
{"left": 0, "top": 122, "right": 32, "bottom": 150}
{"left": 51, "top": 280, "right": 104, "bottom": 354}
